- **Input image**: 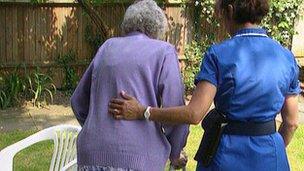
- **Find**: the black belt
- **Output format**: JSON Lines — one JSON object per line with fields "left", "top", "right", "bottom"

{"left": 195, "top": 109, "right": 277, "bottom": 167}
{"left": 223, "top": 119, "right": 276, "bottom": 136}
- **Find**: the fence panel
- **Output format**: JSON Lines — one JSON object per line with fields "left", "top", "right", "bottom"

{"left": 0, "top": 2, "right": 220, "bottom": 87}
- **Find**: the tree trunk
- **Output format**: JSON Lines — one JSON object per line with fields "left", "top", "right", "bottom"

{"left": 76, "top": 0, "right": 110, "bottom": 40}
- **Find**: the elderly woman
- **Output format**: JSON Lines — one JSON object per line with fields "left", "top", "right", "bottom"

{"left": 71, "top": 0, "right": 189, "bottom": 171}
{"left": 109, "top": 0, "right": 300, "bottom": 170}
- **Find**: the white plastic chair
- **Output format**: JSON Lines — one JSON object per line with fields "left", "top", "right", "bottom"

{"left": 0, "top": 125, "right": 81, "bottom": 171}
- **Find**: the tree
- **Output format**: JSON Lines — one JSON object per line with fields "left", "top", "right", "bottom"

{"left": 76, "top": 0, "right": 110, "bottom": 40}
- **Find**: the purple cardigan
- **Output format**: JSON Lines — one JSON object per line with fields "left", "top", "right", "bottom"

{"left": 71, "top": 32, "right": 189, "bottom": 171}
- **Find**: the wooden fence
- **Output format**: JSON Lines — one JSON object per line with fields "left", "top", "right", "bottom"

{"left": 0, "top": 2, "right": 203, "bottom": 86}
{"left": 0, "top": 2, "right": 197, "bottom": 65}
{"left": 3, "top": 2, "right": 303, "bottom": 86}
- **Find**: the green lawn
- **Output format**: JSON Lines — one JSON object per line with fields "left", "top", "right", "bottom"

{"left": 0, "top": 130, "right": 53, "bottom": 170}
{"left": 0, "top": 125, "right": 303, "bottom": 171}
{"left": 184, "top": 125, "right": 304, "bottom": 171}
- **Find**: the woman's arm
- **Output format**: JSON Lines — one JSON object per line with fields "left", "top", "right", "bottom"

{"left": 109, "top": 81, "right": 217, "bottom": 125}
{"left": 71, "top": 61, "right": 94, "bottom": 126}
{"left": 279, "top": 95, "right": 299, "bottom": 147}
{"left": 150, "top": 81, "right": 216, "bottom": 124}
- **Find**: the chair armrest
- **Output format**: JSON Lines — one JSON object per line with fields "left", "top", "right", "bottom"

{"left": 0, "top": 128, "right": 55, "bottom": 171}
{"left": 60, "top": 159, "right": 77, "bottom": 171}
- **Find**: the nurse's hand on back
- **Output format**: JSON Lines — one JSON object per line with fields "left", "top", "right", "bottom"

{"left": 109, "top": 0, "right": 300, "bottom": 170}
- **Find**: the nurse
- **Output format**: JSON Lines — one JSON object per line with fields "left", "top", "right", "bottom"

{"left": 108, "top": 0, "right": 300, "bottom": 170}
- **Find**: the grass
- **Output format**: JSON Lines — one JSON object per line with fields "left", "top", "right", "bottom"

{"left": 0, "top": 126, "right": 303, "bottom": 171}
{"left": 286, "top": 125, "right": 304, "bottom": 171}
{"left": 184, "top": 125, "right": 304, "bottom": 171}
{"left": 0, "top": 130, "right": 53, "bottom": 171}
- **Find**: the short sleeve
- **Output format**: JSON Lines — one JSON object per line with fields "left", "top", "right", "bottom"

{"left": 286, "top": 58, "right": 301, "bottom": 95}
{"left": 194, "top": 47, "right": 218, "bottom": 86}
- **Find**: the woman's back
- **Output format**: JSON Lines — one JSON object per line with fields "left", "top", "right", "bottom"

{"left": 72, "top": 1, "right": 189, "bottom": 170}
{"left": 73, "top": 32, "right": 188, "bottom": 171}
{"left": 199, "top": 28, "right": 299, "bottom": 122}
{"left": 196, "top": 28, "right": 299, "bottom": 171}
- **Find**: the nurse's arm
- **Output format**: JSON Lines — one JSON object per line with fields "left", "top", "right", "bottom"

{"left": 109, "top": 81, "right": 217, "bottom": 125}
{"left": 279, "top": 95, "right": 299, "bottom": 147}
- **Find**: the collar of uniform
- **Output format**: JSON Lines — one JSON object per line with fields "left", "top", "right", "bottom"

{"left": 233, "top": 28, "right": 267, "bottom": 37}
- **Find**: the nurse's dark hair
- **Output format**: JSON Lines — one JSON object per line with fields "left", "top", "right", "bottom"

{"left": 218, "top": 0, "right": 269, "bottom": 24}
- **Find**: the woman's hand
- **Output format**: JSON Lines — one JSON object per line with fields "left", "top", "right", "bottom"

{"left": 109, "top": 91, "right": 146, "bottom": 120}
{"left": 109, "top": 81, "right": 216, "bottom": 124}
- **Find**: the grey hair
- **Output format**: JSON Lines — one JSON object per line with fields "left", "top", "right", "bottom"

{"left": 121, "top": 0, "right": 168, "bottom": 39}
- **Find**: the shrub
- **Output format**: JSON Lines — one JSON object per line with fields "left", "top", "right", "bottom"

{"left": 262, "top": 0, "right": 303, "bottom": 48}
{"left": 56, "top": 51, "right": 80, "bottom": 95}
{"left": 27, "top": 68, "right": 56, "bottom": 108}
{"left": 0, "top": 67, "right": 57, "bottom": 109}
{"left": 0, "top": 69, "right": 26, "bottom": 109}
{"left": 182, "top": 41, "right": 203, "bottom": 94}
{"left": 182, "top": 0, "right": 303, "bottom": 93}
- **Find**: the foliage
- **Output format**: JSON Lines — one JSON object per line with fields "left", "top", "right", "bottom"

{"left": 182, "top": 0, "right": 220, "bottom": 93}
{"left": 0, "top": 66, "right": 57, "bottom": 110}
{"left": 89, "top": 0, "right": 167, "bottom": 4}
{"left": 56, "top": 51, "right": 80, "bottom": 95}
{"left": 85, "top": 24, "right": 105, "bottom": 52}
{"left": 0, "top": 68, "right": 26, "bottom": 110}
{"left": 182, "top": 0, "right": 303, "bottom": 93}
{"left": 262, "top": 0, "right": 303, "bottom": 48}
{"left": 182, "top": 42, "right": 203, "bottom": 94}
{"left": 30, "top": 0, "right": 47, "bottom": 3}
{"left": 198, "top": 0, "right": 218, "bottom": 27}
{"left": 27, "top": 68, "right": 56, "bottom": 108}
{"left": 191, "top": 0, "right": 303, "bottom": 47}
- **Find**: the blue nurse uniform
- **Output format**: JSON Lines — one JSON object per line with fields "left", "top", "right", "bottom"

{"left": 195, "top": 28, "right": 301, "bottom": 171}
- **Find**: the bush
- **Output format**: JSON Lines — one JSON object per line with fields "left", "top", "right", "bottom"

{"left": 56, "top": 51, "right": 80, "bottom": 95}
{"left": 262, "top": 0, "right": 303, "bottom": 48}
{"left": 0, "top": 69, "right": 26, "bottom": 109}
{"left": 0, "top": 67, "right": 56, "bottom": 109}
{"left": 27, "top": 68, "right": 56, "bottom": 108}
{"left": 182, "top": 41, "right": 203, "bottom": 94}
{"left": 182, "top": 0, "right": 303, "bottom": 93}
